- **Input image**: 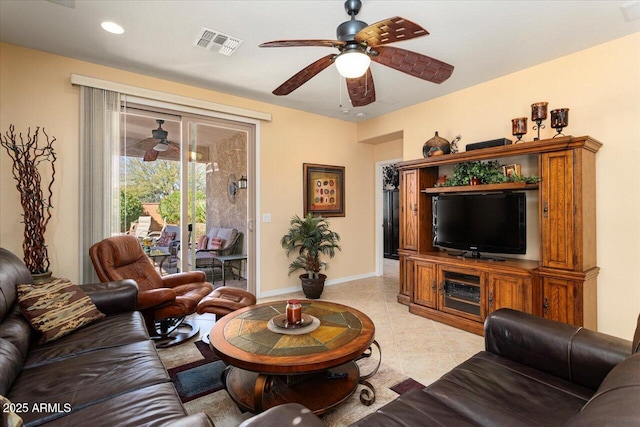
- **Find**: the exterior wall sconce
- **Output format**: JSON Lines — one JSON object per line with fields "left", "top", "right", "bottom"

{"left": 228, "top": 174, "right": 248, "bottom": 203}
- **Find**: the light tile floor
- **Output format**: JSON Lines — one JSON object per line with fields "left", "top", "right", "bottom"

{"left": 191, "top": 259, "right": 484, "bottom": 387}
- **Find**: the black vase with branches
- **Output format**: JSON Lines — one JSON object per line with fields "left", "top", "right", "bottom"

{"left": 1, "top": 125, "right": 57, "bottom": 275}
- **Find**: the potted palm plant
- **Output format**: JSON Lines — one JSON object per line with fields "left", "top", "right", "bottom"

{"left": 1, "top": 125, "right": 57, "bottom": 283}
{"left": 281, "top": 214, "right": 341, "bottom": 299}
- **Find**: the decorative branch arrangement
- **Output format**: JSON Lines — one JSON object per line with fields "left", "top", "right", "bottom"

{"left": 1, "top": 125, "right": 57, "bottom": 274}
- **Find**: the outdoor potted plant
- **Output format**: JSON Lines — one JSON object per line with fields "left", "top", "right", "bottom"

{"left": 281, "top": 214, "right": 341, "bottom": 299}
{"left": 1, "top": 124, "right": 57, "bottom": 283}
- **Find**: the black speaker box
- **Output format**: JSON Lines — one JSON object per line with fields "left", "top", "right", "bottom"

{"left": 466, "top": 138, "right": 512, "bottom": 151}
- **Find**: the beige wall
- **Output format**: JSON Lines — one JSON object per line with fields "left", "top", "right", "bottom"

{"left": 372, "top": 138, "right": 403, "bottom": 163}
{"left": 358, "top": 33, "right": 640, "bottom": 339}
{"left": 259, "top": 108, "right": 375, "bottom": 293}
{"left": 0, "top": 42, "right": 375, "bottom": 297}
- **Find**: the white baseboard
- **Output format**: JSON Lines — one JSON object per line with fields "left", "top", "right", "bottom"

{"left": 325, "top": 272, "right": 377, "bottom": 286}
{"left": 257, "top": 271, "right": 377, "bottom": 299}
{"left": 258, "top": 285, "right": 301, "bottom": 299}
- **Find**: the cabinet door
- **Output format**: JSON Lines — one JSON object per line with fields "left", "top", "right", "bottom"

{"left": 488, "top": 273, "right": 531, "bottom": 315}
{"left": 413, "top": 260, "right": 437, "bottom": 308}
{"left": 398, "top": 254, "right": 413, "bottom": 305}
{"left": 542, "top": 277, "right": 579, "bottom": 326}
{"left": 540, "top": 151, "right": 575, "bottom": 270}
{"left": 438, "top": 266, "right": 485, "bottom": 322}
{"left": 400, "top": 169, "right": 419, "bottom": 251}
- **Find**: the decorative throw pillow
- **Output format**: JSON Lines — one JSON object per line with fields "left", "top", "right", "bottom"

{"left": 156, "top": 231, "right": 177, "bottom": 247}
{"left": 197, "top": 235, "right": 209, "bottom": 250}
{"left": 0, "top": 395, "right": 24, "bottom": 427}
{"left": 207, "top": 236, "right": 224, "bottom": 250}
{"left": 17, "top": 278, "right": 105, "bottom": 344}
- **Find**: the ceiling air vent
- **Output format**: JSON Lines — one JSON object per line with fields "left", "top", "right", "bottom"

{"left": 193, "top": 27, "right": 243, "bottom": 56}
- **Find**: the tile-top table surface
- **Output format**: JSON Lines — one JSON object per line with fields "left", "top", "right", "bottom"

{"left": 210, "top": 300, "right": 375, "bottom": 374}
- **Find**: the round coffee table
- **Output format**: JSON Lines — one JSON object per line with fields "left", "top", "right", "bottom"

{"left": 209, "top": 300, "right": 379, "bottom": 415}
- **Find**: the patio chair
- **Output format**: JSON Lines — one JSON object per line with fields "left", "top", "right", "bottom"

{"left": 149, "top": 224, "right": 180, "bottom": 271}
{"left": 127, "top": 215, "right": 152, "bottom": 239}
{"left": 194, "top": 228, "right": 242, "bottom": 282}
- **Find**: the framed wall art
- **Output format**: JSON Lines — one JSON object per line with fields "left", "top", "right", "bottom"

{"left": 303, "top": 163, "right": 345, "bottom": 217}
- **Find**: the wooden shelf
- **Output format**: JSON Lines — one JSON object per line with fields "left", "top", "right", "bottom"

{"left": 396, "top": 135, "right": 603, "bottom": 170}
{"left": 446, "top": 295, "right": 481, "bottom": 307}
{"left": 422, "top": 182, "right": 538, "bottom": 194}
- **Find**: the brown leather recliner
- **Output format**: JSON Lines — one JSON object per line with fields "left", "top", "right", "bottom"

{"left": 89, "top": 235, "right": 213, "bottom": 347}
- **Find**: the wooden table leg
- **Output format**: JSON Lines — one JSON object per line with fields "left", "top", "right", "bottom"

{"left": 223, "top": 362, "right": 360, "bottom": 415}
{"left": 253, "top": 374, "right": 272, "bottom": 413}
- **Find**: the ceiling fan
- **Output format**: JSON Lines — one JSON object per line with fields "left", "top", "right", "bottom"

{"left": 260, "top": 0, "right": 454, "bottom": 107}
{"left": 138, "top": 119, "right": 179, "bottom": 161}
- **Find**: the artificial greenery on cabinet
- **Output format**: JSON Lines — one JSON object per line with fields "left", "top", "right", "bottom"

{"left": 440, "top": 161, "right": 540, "bottom": 187}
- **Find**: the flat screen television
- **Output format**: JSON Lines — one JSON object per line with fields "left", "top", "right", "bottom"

{"left": 432, "top": 192, "right": 526, "bottom": 259}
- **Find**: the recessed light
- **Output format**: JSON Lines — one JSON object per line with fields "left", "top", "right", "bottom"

{"left": 356, "top": 112, "right": 367, "bottom": 119}
{"left": 341, "top": 109, "right": 351, "bottom": 115}
{"left": 101, "top": 21, "right": 125, "bottom": 35}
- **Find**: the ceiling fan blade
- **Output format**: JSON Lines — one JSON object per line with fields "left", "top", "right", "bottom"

{"left": 133, "top": 137, "right": 161, "bottom": 152}
{"left": 355, "top": 17, "right": 428, "bottom": 47}
{"left": 139, "top": 137, "right": 161, "bottom": 144}
{"left": 260, "top": 39, "right": 345, "bottom": 48}
{"left": 371, "top": 45, "right": 454, "bottom": 84}
{"left": 143, "top": 148, "right": 159, "bottom": 162}
{"left": 346, "top": 68, "right": 376, "bottom": 107}
{"left": 273, "top": 54, "right": 337, "bottom": 96}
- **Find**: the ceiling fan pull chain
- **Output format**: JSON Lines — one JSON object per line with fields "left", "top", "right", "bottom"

{"left": 365, "top": 73, "right": 368, "bottom": 96}
{"left": 339, "top": 74, "right": 344, "bottom": 109}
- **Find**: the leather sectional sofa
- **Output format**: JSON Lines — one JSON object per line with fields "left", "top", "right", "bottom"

{"left": 242, "top": 308, "right": 640, "bottom": 426}
{"left": 0, "top": 247, "right": 212, "bottom": 427}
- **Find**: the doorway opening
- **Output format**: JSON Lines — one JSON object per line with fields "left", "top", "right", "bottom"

{"left": 375, "top": 158, "right": 402, "bottom": 277}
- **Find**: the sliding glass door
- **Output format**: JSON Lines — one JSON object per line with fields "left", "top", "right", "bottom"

{"left": 116, "top": 106, "right": 254, "bottom": 292}
{"left": 183, "top": 119, "right": 250, "bottom": 286}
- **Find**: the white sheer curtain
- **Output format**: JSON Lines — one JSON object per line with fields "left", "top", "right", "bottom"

{"left": 79, "top": 87, "right": 122, "bottom": 283}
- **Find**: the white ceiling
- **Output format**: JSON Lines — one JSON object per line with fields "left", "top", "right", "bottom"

{"left": 1, "top": 1, "right": 639, "bottom": 122}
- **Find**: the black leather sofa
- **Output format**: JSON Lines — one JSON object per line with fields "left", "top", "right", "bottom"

{"left": 241, "top": 308, "right": 640, "bottom": 427}
{"left": 0, "top": 247, "right": 212, "bottom": 427}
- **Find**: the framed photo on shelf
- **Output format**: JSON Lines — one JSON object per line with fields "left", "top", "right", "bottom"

{"left": 303, "top": 163, "right": 345, "bottom": 217}
{"left": 502, "top": 163, "right": 521, "bottom": 178}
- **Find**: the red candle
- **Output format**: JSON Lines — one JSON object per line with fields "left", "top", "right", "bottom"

{"left": 286, "top": 299, "right": 302, "bottom": 325}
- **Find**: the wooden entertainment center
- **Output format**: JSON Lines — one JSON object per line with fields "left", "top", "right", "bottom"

{"left": 396, "top": 135, "right": 602, "bottom": 335}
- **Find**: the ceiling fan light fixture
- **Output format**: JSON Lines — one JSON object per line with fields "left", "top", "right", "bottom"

{"left": 153, "top": 141, "right": 169, "bottom": 152}
{"left": 335, "top": 50, "right": 370, "bottom": 78}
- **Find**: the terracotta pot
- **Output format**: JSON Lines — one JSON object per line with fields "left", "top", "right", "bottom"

{"left": 299, "top": 273, "right": 327, "bottom": 299}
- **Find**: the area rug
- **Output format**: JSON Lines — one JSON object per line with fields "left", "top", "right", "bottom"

{"left": 159, "top": 339, "right": 424, "bottom": 427}
{"left": 166, "top": 341, "right": 227, "bottom": 403}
